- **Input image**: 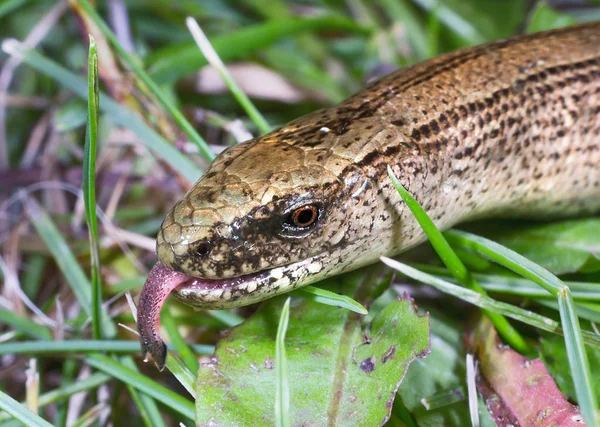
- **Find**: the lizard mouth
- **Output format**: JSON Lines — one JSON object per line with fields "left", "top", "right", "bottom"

{"left": 137, "top": 256, "right": 325, "bottom": 370}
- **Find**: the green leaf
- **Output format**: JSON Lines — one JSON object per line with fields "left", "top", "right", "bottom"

{"left": 195, "top": 293, "right": 429, "bottom": 426}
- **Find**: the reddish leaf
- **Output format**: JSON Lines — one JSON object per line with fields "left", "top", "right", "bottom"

{"left": 467, "top": 317, "right": 585, "bottom": 426}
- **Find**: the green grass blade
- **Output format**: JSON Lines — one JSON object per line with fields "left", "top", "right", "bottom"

{"left": 118, "top": 356, "right": 166, "bottom": 427}
{"left": 159, "top": 308, "right": 200, "bottom": 397}
{"left": 84, "top": 35, "right": 102, "bottom": 340}
{"left": 3, "top": 41, "right": 202, "bottom": 183}
{"left": 38, "top": 373, "right": 109, "bottom": 407}
{"left": 520, "top": 299, "right": 600, "bottom": 324}
{"left": 21, "top": 254, "right": 46, "bottom": 300}
{"left": 559, "top": 289, "right": 599, "bottom": 426}
{"left": 53, "top": 358, "right": 76, "bottom": 426}
{"left": 0, "top": 390, "right": 54, "bottom": 427}
{"left": 570, "top": 302, "right": 600, "bottom": 324}
{"left": 466, "top": 353, "right": 479, "bottom": 427}
{"left": 386, "top": 166, "right": 528, "bottom": 353}
{"left": 86, "top": 354, "right": 195, "bottom": 420}
{"left": 0, "top": 0, "right": 26, "bottom": 19}
{"left": 164, "top": 353, "right": 197, "bottom": 398}
{"left": 275, "top": 297, "right": 291, "bottom": 427}
{"left": 0, "top": 309, "right": 51, "bottom": 340}
{"left": 0, "top": 340, "right": 145, "bottom": 354}
{"left": 420, "top": 387, "right": 466, "bottom": 410}
{"left": 379, "top": 257, "right": 600, "bottom": 349}
{"left": 414, "top": 265, "right": 600, "bottom": 300}
{"left": 75, "top": 0, "right": 214, "bottom": 161}
{"left": 386, "top": 166, "right": 472, "bottom": 284}
{"left": 186, "top": 17, "right": 271, "bottom": 134}
{"left": 206, "top": 310, "right": 245, "bottom": 327}
{"left": 161, "top": 308, "right": 199, "bottom": 374}
{"left": 0, "top": 374, "right": 111, "bottom": 423}
{"left": 445, "top": 230, "right": 563, "bottom": 295}
{"left": 0, "top": 340, "right": 214, "bottom": 355}
{"left": 296, "top": 286, "right": 368, "bottom": 314}
{"left": 70, "top": 405, "right": 102, "bottom": 427}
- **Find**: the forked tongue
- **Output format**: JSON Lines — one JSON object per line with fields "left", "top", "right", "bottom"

{"left": 137, "top": 262, "right": 191, "bottom": 370}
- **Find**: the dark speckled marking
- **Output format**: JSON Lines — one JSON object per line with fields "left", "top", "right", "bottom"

{"left": 382, "top": 345, "right": 396, "bottom": 364}
{"left": 360, "top": 357, "right": 376, "bottom": 373}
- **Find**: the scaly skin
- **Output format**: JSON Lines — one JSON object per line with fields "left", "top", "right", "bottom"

{"left": 154, "top": 23, "right": 600, "bottom": 310}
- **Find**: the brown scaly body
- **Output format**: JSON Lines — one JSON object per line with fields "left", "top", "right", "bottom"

{"left": 139, "top": 23, "right": 600, "bottom": 368}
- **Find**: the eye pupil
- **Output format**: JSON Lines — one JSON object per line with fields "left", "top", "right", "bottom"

{"left": 196, "top": 241, "right": 211, "bottom": 257}
{"left": 292, "top": 206, "right": 317, "bottom": 227}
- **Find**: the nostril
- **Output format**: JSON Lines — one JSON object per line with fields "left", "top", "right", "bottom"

{"left": 196, "top": 241, "right": 211, "bottom": 257}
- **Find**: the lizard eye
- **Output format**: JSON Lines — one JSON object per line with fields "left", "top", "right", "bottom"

{"left": 285, "top": 204, "right": 319, "bottom": 229}
{"left": 292, "top": 205, "right": 318, "bottom": 227}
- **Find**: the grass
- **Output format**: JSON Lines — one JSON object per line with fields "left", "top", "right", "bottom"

{"left": 0, "top": 390, "right": 54, "bottom": 427}
{"left": 1, "top": 1, "right": 599, "bottom": 426}
{"left": 446, "top": 230, "right": 597, "bottom": 423}
{"left": 83, "top": 35, "right": 102, "bottom": 340}
{"left": 75, "top": 0, "right": 215, "bottom": 162}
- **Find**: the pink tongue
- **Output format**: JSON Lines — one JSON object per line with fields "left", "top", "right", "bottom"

{"left": 137, "top": 262, "right": 191, "bottom": 370}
